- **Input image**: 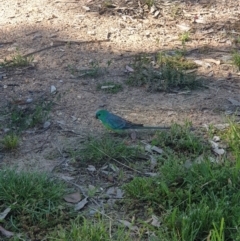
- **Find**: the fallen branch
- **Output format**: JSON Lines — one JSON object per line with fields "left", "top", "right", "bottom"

{"left": 23, "top": 39, "right": 110, "bottom": 57}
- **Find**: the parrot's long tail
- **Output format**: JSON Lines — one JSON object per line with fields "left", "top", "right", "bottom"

{"left": 131, "top": 126, "right": 195, "bottom": 130}
{"left": 131, "top": 126, "right": 171, "bottom": 130}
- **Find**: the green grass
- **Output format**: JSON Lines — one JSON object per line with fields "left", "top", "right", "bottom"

{"left": 67, "top": 135, "right": 143, "bottom": 164}
{"left": 220, "top": 118, "right": 240, "bottom": 170}
{"left": 170, "top": 4, "right": 182, "bottom": 19}
{"left": 180, "top": 31, "right": 190, "bottom": 44}
{"left": 0, "top": 120, "right": 240, "bottom": 240}
{"left": 143, "top": 0, "right": 155, "bottom": 8}
{"left": 235, "top": 36, "right": 240, "bottom": 44}
{"left": 97, "top": 81, "right": 123, "bottom": 94}
{"left": 0, "top": 168, "right": 70, "bottom": 239}
{"left": 49, "top": 216, "right": 131, "bottom": 241}
{"left": 210, "top": 218, "right": 225, "bottom": 241}
{"left": 232, "top": 51, "right": 240, "bottom": 70}
{"left": 121, "top": 120, "right": 240, "bottom": 240}
{"left": 157, "top": 52, "right": 197, "bottom": 70}
{"left": 1, "top": 133, "right": 19, "bottom": 150}
{"left": 123, "top": 159, "right": 240, "bottom": 240}
{"left": 151, "top": 123, "right": 210, "bottom": 158}
{"left": 127, "top": 53, "right": 200, "bottom": 92}
{"left": 103, "top": 0, "right": 116, "bottom": 8}
{"left": 0, "top": 51, "right": 34, "bottom": 68}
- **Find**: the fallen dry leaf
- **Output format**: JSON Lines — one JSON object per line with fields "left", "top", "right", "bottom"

{"left": 209, "top": 140, "right": 218, "bottom": 149}
{"left": 213, "top": 124, "right": 229, "bottom": 130}
{"left": 101, "top": 85, "right": 115, "bottom": 89}
{"left": 106, "top": 187, "right": 124, "bottom": 198}
{"left": 213, "top": 148, "right": 225, "bottom": 155}
{"left": 0, "top": 225, "right": 14, "bottom": 238}
{"left": 118, "top": 220, "right": 139, "bottom": 232}
{"left": 74, "top": 197, "right": 88, "bottom": 211}
{"left": 151, "top": 145, "right": 163, "bottom": 154}
{"left": 64, "top": 192, "right": 81, "bottom": 203}
{"left": 176, "top": 24, "right": 191, "bottom": 31}
{"left": 194, "top": 60, "right": 204, "bottom": 66}
{"left": 125, "top": 65, "right": 134, "bottom": 72}
{"left": 58, "top": 174, "right": 75, "bottom": 181}
{"left": 0, "top": 207, "right": 11, "bottom": 221}
{"left": 203, "top": 58, "right": 221, "bottom": 65}
{"left": 195, "top": 17, "right": 206, "bottom": 24}
{"left": 82, "top": 5, "right": 90, "bottom": 11}
{"left": 184, "top": 159, "right": 192, "bottom": 169}
{"left": 151, "top": 215, "right": 161, "bottom": 227}
{"left": 183, "top": 69, "right": 198, "bottom": 74}
{"left": 0, "top": 208, "right": 11, "bottom": 221}
{"left": 150, "top": 155, "right": 157, "bottom": 170}
{"left": 213, "top": 136, "right": 220, "bottom": 142}
{"left": 145, "top": 144, "right": 163, "bottom": 154}
{"left": 130, "top": 131, "right": 137, "bottom": 140}
{"left": 144, "top": 172, "right": 158, "bottom": 177}
{"left": 87, "top": 165, "right": 96, "bottom": 172}
{"left": 228, "top": 98, "right": 240, "bottom": 106}
{"left": 109, "top": 163, "right": 119, "bottom": 173}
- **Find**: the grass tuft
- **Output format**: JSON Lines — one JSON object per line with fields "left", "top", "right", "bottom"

{"left": 0, "top": 168, "right": 69, "bottom": 236}
{"left": 180, "top": 31, "right": 190, "bottom": 44}
{"left": 232, "top": 51, "right": 240, "bottom": 70}
{"left": 143, "top": 0, "right": 155, "bottom": 8}
{"left": 0, "top": 51, "right": 34, "bottom": 68}
{"left": 1, "top": 133, "right": 19, "bottom": 150}
{"left": 151, "top": 122, "right": 210, "bottom": 158}
{"left": 127, "top": 53, "right": 200, "bottom": 92}
{"left": 68, "top": 135, "right": 142, "bottom": 164}
{"left": 157, "top": 52, "right": 198, "bottom": 70}
{"left": 0, "top": 97, "right": 54, "bottom": 134}
{"left": 220, "top": 118, "right": 240, "bottom": 170}
{"left": 49, "top": 216, "right": 131, "bottom": 241}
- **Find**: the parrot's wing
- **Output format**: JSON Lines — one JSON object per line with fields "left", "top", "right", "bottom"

{"left": 107, "top": 113, "right": 129, "bottom": 129}
{"left": 107, "top": 113, "right": 143, "bottom": 130}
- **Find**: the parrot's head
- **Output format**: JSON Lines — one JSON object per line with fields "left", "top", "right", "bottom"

{"left": 95, "top": 109, "right": 109, "bottom": 120}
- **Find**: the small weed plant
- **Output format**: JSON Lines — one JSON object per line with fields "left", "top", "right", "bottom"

{"left": 180, "top": 31, "right": 190, "bottom": 44}
{"left": 0, "top": 97, "right": 54, "bottom": 133}
{"left": 143, "top": 0, "right": 154, "bottom": 8}
{"left": 127, "top": 53, "right": 200, "bottom": 92}
{"left": 0, "top": 51, "right": 34, "bottom": 68}
{"left": 232, "top": 51, "right": 240, "bottom": 70}
{"left": 1, "top": 133, "right": 19, "bottom": 150}
{"left": 221, "top": 118, "right": 240, "bottom": 170}
{"left": 170, "top": 4, "right": 182, "bottom": 19}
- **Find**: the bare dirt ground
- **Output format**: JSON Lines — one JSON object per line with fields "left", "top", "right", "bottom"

{"left": 0, "top": 0, "right": 240, "bottom": 232}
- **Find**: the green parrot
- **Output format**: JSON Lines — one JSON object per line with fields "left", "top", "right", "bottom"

{"left": 95, "top": 109, "right": 170, "bottom": 131}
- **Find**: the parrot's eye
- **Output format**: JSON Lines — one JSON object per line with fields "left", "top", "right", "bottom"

{"left": 96, "top": 113, "right": 101, "bottom": 119}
